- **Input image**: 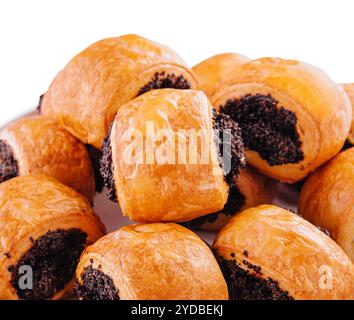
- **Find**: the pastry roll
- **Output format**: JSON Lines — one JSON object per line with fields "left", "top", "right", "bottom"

{"left": 192, "top": 53, "right": 249, "bottom": 97}
{"left": 75, "top": 223, "right": 228, "bottom": 300}
{"left": 211, "top": 58, "right": 352, "bottom": 183}
{"left": 183, "top": 167, "right": 277, "bottom": 232}
{"left": 0, "top": 175, "right": 105, "bottom": 300}
{"left": 342, "top": 83, "right": 354, "bottom": 145}
{"left": 41, "top": 34, "right": 198, "bottom": 150}
{"left": 213, "top": 205, "right": 354, "bottom": 300}
{"left": 100, "top": 89, "right": 245, "bottom": 222}
{"left": 299, "top": 147, "right": 354, "bottom": 261}
{"left": 0, "top": 115, "right": 95, "bottom": 202}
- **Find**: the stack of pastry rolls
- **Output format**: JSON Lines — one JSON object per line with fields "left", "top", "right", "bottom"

{"left": 0, "top": 34, "right": 353, "bottom": 300}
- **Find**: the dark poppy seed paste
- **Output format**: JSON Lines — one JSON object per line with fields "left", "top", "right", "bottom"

{"left": 0, "top": 140, "right": 19, "bottom": 183}
{"left": 215, "top": 252, "right": 294, "bottom": 300}
{"left": 11, "top": 229, "right": 87, "bottom": 300}
{"left": 75, "top": 266, "right": 119, "bottom": 300}
{"left": 100, "top": 132, "right": 117, "bottom": 202}
{"left": 221, "top": 94, "right": 304, "bottom": 166}
{"left": 138, "top": 71, "right": 191, "bottom": 96}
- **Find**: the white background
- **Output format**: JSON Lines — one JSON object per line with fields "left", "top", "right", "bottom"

{"left": 1, "top": 0, "right": 354, "bottom": 124}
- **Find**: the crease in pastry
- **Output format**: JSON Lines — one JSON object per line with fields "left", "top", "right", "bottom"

{"left": 10, "top": 229, "right": 87, "bottom": 300}
{"left": 182, "top": 185, "right": 245, "bottom": 228}
{"left": 137, "top": 71, "right": 191, "bottom": 96}
{"left": 214, "top": 252, "right": 293, "bottom": 300}
{"left": 75, "top": 266, "right": 119, "bottom": 300}
{"left": 221, "top": 94, "right": 304, "bottom": 166}
{"left": 0, "top": 139, "right": 18, "bottom": 183}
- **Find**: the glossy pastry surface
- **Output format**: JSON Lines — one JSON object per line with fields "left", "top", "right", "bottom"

{"left": 192, "top": 53, "right": 249, "bottom": 97}
{"left": 102, "top": 89, "right": 245, "bottom": 222}
{"left": 75, "top": 223, "right": 228, "bottom": 300}
{"left": 299, "top": 147, "right": 354, "bottom": 261}
{"left": 213, "top": 205, "right": 354, "bottom": 300}
{"left": 41, "top": 34, "right": 198, "bottom": 149}
{"left": 0, "top": 115, "right": 95, "bottom": 201}
{"left": 0, "top": 175, "right": 105, "bottom": 300}
{"left": 211, "top": 58, "right": 352, "bottom": 183}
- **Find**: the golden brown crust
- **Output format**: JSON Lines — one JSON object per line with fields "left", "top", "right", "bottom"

{"left": 198, "top": 167, "right": 277, "bottom": 232}
{"left": 110, "top": 89, "right": 229, "bottom": 222}
{"left": 192, "top": 53, "right": 250, "bottom": 98}
{"left": 342, "top": 84, "right": 354, "bottom": 144}
{"left": 41, "top": 34, "right": 198, "bottom": 149}
{"left": 0, "top": 115, "right": 95, "bottom": 201}
{"left": 213, "top": 205, "right": 354, "bottom": 300}
{"left": 76, "top": 223, "right": 228, "bottom": 300}
{"left": 211, "top": 58, "right": 352, "bottom": 183}
{"left": 0, "top": 175, "right": 105, "bottom": 300}
{"left": 299, "top": 147, "right": 354, "bottom": 261}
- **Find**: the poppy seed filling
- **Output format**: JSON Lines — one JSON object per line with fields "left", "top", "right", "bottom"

{"left": 75, "top": 266, "right": 119, "bottom": 300}
{"left": 214, "top": 252, "right": 293, "bottom": 300}
{"left": 221, "top": 94, "right": 304, "bottom": 166}
{"left": 212, "top": 109, "right": 246, "bottom": 186}
{"left": 10, "top": 229, "right": 87, "bottom": 300}
{"left": 0, "top": 139, "right": 19, "bottom": 184}
{"left": 100, "top": 131, "right": 117, "bottom": 202}
{"left": 138, "top": 71, "right": 191, "bottom": 96}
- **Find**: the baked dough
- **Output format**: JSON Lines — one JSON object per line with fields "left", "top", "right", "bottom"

{"left": 192, "top": 53, "right": 249, "bottom": 97}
